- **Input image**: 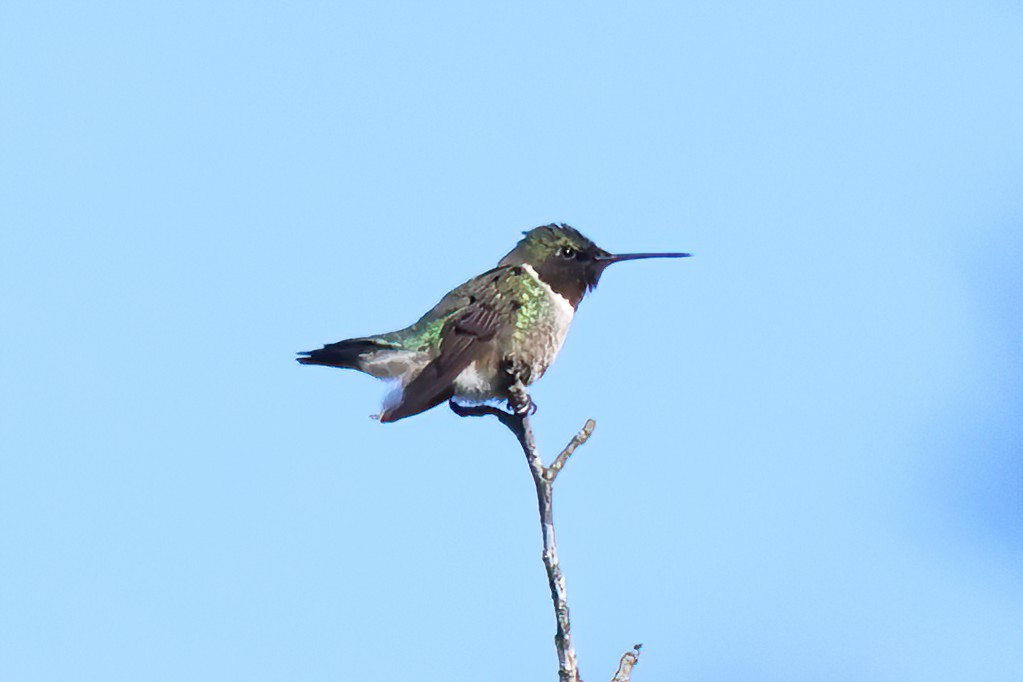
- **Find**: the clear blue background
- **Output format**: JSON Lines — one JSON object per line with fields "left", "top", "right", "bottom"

{"left": 3, "top": 2, "right": 1022, "bottom": 680}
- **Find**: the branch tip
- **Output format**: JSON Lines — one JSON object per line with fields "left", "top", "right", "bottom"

{"left": 610, "top": 644, "right": 642, "bottom": 682}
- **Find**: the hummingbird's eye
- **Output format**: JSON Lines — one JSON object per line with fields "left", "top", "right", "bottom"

{"left": 559, "top": 246, "right": 576, "bottom": 259}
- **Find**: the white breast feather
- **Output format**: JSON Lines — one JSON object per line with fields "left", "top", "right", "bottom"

{"left": 453, "top": 361, "right": 495, "bottom": 400}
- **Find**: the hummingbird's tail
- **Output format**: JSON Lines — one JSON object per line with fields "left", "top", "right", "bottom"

{"left": 297, "top": 339, "right": 381, "bottom": 370}
{"left": 297, "top": 337, "right": 427, "bottom": 380}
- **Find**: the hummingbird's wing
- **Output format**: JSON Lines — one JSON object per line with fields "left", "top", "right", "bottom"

{"left": 378, "top": 302, "right": 501, "bottom": 423}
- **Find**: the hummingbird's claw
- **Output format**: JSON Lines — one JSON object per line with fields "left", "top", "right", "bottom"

{"left": 511, "top": 395, "right": 537, "bottom": 417}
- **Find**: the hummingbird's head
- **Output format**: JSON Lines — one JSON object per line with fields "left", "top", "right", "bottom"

{"left": 499, "top": 223, "right": 691, "bottom": 309}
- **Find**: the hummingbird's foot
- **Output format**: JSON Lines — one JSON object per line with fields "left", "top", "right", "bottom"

{"left": 509, "top": 394, "right": 537, "bottom": 417}
{"left": 502, "top": 375, "right": 536, "bottom": 417}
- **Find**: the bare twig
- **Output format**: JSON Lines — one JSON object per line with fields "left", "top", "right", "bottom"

{"left": 528, "top": 418, "right": 578, "bottom": 682}
{"left": 448, "top": 401, "right": 520, "bottom": 433}
{"left": 451, "top": 387, "right": 590, "bottom": 682}
{"left": 610, "top": 644, "right": 642, "bottom": 682}
{"left": 547, "top": 419, "right": 596, "bottom": 482}
{"left": 452, "top": 378, "right": 635, "bottom": 682}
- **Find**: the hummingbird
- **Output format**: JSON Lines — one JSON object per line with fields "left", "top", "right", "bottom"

{"left": 298, "top": 223, "right": 690, "bottom": 422}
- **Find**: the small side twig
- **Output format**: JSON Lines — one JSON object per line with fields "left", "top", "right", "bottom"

{"left": 547, "top": 419, "right": 596, "bottom": 482}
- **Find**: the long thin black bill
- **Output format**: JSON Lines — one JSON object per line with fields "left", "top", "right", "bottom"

{"left": 596, "top": 252, "right": 692, "bottom": 264}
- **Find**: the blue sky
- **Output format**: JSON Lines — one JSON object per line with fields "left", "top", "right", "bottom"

{"left": 2, "top": 1, "right": 1022, "bottom": 680}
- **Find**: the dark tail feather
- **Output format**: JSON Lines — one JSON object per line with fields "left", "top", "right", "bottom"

{"left": 296, "top": 339, "right": 384, "bottom": 369}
